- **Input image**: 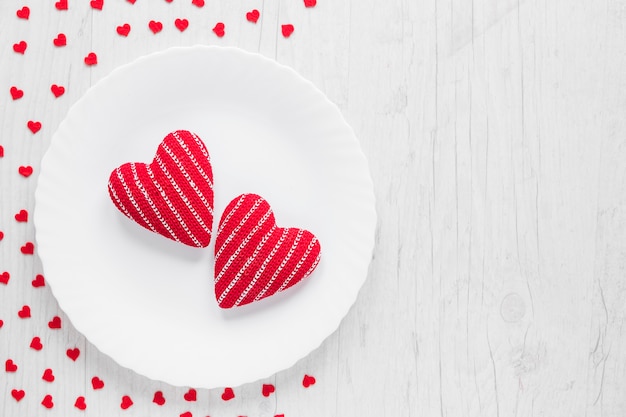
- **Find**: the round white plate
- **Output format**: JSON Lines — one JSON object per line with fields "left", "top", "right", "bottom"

{"left": 35, "top": 46, "right": 376, "bottom": 389}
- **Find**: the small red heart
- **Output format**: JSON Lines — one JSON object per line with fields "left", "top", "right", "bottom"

{"left": 117, "top": 23, "right": 131, "bottom": 36}
{"left": 221, "top": 387, "right": 234, "bottom": 401}
{"left": 175, "top": 18, "right": 189, "bottom": 32}
{"left": 214, "top": 194, "right": 321, "bottom": 308}
{"left": 127, "top": 0, "right": 136, "bottom": 3}
{"left": 15, "top": 209, "right": 28, "bottom": 222}
{"left": 192, "top": 0, "right": 204, "bottom": 7}
{"left": 0, "top": 271, "right": 9, "bottom": 285}
{"left": 18, "top": 305, "right": 31, "bottom": 318}
{"left": 13, "top": 41, "right": 27, "bottom": 54}
{"left": 32, "top": 274, "right": 46, "bottom": 287}
{"left": 149, "top": 20, "right": 163, "bottom": 34}
{"left": 180, "top": 412, "right": 193, "bottom": 417}
{"left": 0, "top": 145, "right": 4, "bottom": 157}
{"left": 84, "top": 52, "right": 98, "bottom": 66}
{"left": 262, "top": 383, "right": 275, "bottom": 397}
{"left": 165, "top": 0, "right": 173, "bottom": 2}
{"left": 16, "top": 6, "right": 30, "bottom": 19}
{"left": 108, "top": 130, "right": 214, "bottom": 248}
{"left": 11, "top": 389, "right": 25, "bottom": 402}
{"left": 53, "top": 33, "right": 67, "bottom": 46}
{"left": 246, "top": 9, "right": 260, "bottom": 23}
{"left": 0, "top": 319, "right": 3, "bottom": 327}
{"left": 275, "top": 415, "right": 285, "bottom": 417}
{"left": 90, "top": 0, "right": 103, "bottom": 10}
{"left": 152, "top": 390, "right": 165, "bottom": 405}
{"left": 281, "top": 24, "right": 294, "bottom": 38}
{"left": 48, "top": 316, "right": 62, "bottom": 329}
{"left": 5, "top": 359, "right": 18, "bottom": 372}
{"left": 19, "top": 166, "right": 33, "bottom": 177}
{"left": 302, "top": 374, "right": 316, "bottom": 388}
{"left": 213, "top": 22, "right": 225, "bottom": 37}
{"left": 10, "top": 86, "right": 24, "bottom": 100}
{"left": 183, "top": 388, "right": 196, "bottom": 401}
{"left": 0, "top": 230, "right": 4, "bottom": 240}
{"left": 67, "top": 347, "right": 80, "bottom": 361}
{"left": 91, "top": 376, "right": 105, "bottom": 389}
{"left": 42, "top": 394, "right": 54, "bottom": 409}
{"left": 42, "top": 368, "right": 55, "bottom": 382}
{"left": 75, "top": 396, "right": 87, "bottom": 410}
{"left": 121, "top": 395, "right": 133, "bottom": 410}
{"left": 51, "top": 84, "right": 65, "bottom": 97}
{"left": 304, "top": 0, "right": 316, "bottom": 7}
{"left": 27, "top": 120, "right": 41, "bottom": 134}
{"left": 55, "top": 0, "right": 68, "bottom": 10}
{"left": 20, "top": 242, "right": 35, "bottom": 254}
{"left": 30, "top": 336, "right": 43, "bottom": 350}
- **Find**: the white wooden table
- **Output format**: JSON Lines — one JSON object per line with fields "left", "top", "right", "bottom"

{"left": 1, "top": 0, "right": 626, "bottom": 416}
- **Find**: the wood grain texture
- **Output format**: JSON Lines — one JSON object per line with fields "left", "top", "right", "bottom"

{"left": 1, "top": 0, "right": 626, "bottom": 416}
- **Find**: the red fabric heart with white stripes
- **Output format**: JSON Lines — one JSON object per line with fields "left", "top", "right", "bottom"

{"left": 108, "top": 130, "right": 214, "bottom": 248}
{"left": 214, "top": 193, "right": 321, "bottom": 308}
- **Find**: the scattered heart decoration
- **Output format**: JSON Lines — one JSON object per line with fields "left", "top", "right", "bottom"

{"left": 19, "top": 166, "right": 33, "bottom": 177}
{"left": 153, "top": 390, "right": 166, "bottom": 405}
{"left": 192, "top": 0, "right": 205, "bottom": 7}
{"left": 183, "top": 388, "right": 197, "bottom": 402}
{"left": 120, "top": 395, "right": 133, "bottom": 410}
{"left": 91, "top": 376, "right": 105, "bottom": 390}
{"left": 41, "top": 394, "right": 54, "bottom": 409}
{"left": 20, "top": 242, "right": 35, "bottom": 254}
{"left": 91, "top": 0, "right": 104, "bottom": 10}
{"left": 75, "top": 396, "right": 87, "bottom": 410}
{"left": 13, "top": 41, "right": 27, "bottom": 54}
{"left": 53, "top": 33, "right": 66, "bottom": 47}
{"left": 48, "top": 316, "right": 62, "bottom": 329}
{"left": 32, "top": 274, "right": 46, "bottom": 287}
{"left": 262, "top": 383, "right": 275, "bottom": 397}
{"left": 84, "top": 52, "right": 98, "bottom": 66}
{"left": 16, "top": 6, "right": 30, "bottom": 19}
{"left": 11, "top": 389, "right": 25, "bottom": 402}
{"left": 55, "top": 0, "right": 68, "bottom": 10}
{"left": 246, "top": 9, "right": 260, "bottom": 23}
{"left": 149, "top": 20, "right": 163, "bottom": 34}
{"left": 18, "top": 305, "right": 31, "bottom": 318}
{"left": 213, "top": 22, "right": 225, "bottom": 37}
{"left": 27, "top": 120, "right": 41, "bottom": 134}
{"left": 66, "top": 347, "right": 80, "bottom": 361}
{"left": 6, "top": 359, "right": 18, "bottom": 372}
{"left": 302, "top": 374, "right": 316, "bottom": 388}
{"left": 117, "top": 23, "right": 131, "bottom": 36}
{"left": 221, "top": 387, "right": 235, "bottom": 401}
{"left": 175, "top": 18, "right": 189, "bottom": 32}
{"left": 0, "top": 272, "right": 9, "bottom": 285}
{"left": 108, "top": 130, "right": 214, "bottom": 248}
{"left": 10, "top": 86, "right": 24, "bottom": 100}
{"left": 214, "top": 193, "right": 321, "bottom": 308}
{"left": 30, "top": 336, "right": 43, "bottom": 350}
{"left": 51, "top": 84, "right": 65, "bottom": 98}
{"left": 15, "top": 209, "right": 28, "bottom": 222}
{"left": 281, "top": 24, "right": 295, "bottom": 38}
{"left": 42, "top": 368, "right": 55, "bottom": 382}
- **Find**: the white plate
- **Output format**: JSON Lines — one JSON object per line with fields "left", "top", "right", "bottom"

{"left": 35, "top": 46, "right": 376, "bottom": 389}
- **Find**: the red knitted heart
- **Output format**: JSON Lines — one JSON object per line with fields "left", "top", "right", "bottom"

{"left": 30, "top": 336, "right": 43, "bottom": 350}
{"left": 214, "top": 194, "right": 321, "bottom": 308}
{"left": 91, "top": 376, "right": 104, "bottom": 390}
{"left": 108, "top": 130, "right": 214, "bottom": 248}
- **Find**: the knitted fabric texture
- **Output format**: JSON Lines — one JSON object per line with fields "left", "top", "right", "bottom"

{"left": 214, "top": 193, "right": 321, "bottom": 308}
{"left": 108, "top": 130, "right": 214, "bottom": 248}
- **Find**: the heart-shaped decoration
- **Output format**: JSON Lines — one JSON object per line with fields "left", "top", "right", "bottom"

{"left": 19, "top": 165, "right": 33, "bottom": 177}
{"left": 120, "top": 395, "right": 133, "bottom": 410}
{"left": 17, "top": 305, "right": 30, "bottom": 318}
{"left": 75, "top": 396, "right": 87, "bottom": 410}
{"left": 20, "top": 242, "right": 34, "bottom": 254}
{"left": 84, "top": 52, "right": 98, "bottom": 66}
{"left": 214, "top": 194, "right": 321, "bottom": 308}
{"left": 90, "top": 0, "right": 103, "bottom": 10}
{"left": 32, "top": 274, "right": 45, "bottom": 287}
{"left": 213, "top": 22, "right": 225, "bottom": 37}
{"left": 108, "top": 130, "right": 214, "bottom": 248}
{"left": 55, "top": 0, "right": 68, "bottom": 10}
{"left": 42, "top": 368, "right": 55, "bottom": 382}
{"left": 53, "top": 33, "right": 66, "bottom": 47}
{"left": 30, "top": 336, "right": 43, "bottom": 350}
{"left": 246, "top": 9, "right": 260, "bottom": 23}
{"left": 42, "top": 394, "right": 54, "bottom": 409}
{"left": 5, "top": 359, "right": 18, "bottom": 372}
{"left": 13, "top": 41, "right": 27, "bottom": 54}
{"left": 91, "top": 376, "right": 105, "bottom": 390}
{"left": 48, "top": 316, "right": 62, "bottom": 329}
{"left": 117, "top": 23, "right": 131, "bottom": 37}
{"left": 262, "top": 383, "right": 275, "bottom": 397}
{"left": 10, "top": 86, "right": 23, "bottom": 100}
{"left": 16, "top": 6, "right": 30, "bottom": 19}
{"left": 221, "top": 387, "right": 235, "bottom": 401}
{"left": 66, "top": 347, "right": 80, "bottom": 361}
{"left": 281, "top": 24, "right": 295, "bottom": 38}
{"left": 192, "top": 0, "right": 205, "bottom": 7}
{"left": 0, "top": 271, "right": 9, "bottom": 285}
{"left": 51, "top": 84, "right": 65, "bottom": 98}
{"left": 11, "top": 389, "right": 25, "bottom": 402}
{"left": 153, "top": 390, "right": 165, "bottom": 405}
{"left": 175, "top": 18, "right": 189, "bottom": 32}
{"left": 149, "top": 20, "right": 163, "bottom": 34}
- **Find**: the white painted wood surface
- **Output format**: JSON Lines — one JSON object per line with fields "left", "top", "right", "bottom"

{"left": 1, "top": 0, "right": 626, "bottom": 416}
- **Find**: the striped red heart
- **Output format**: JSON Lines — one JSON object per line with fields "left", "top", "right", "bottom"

{"left": 108, "top": 130, "right": 214, "bottom": 248}
{"left": 214, "top": 194, "right": 321, "bottom": 308}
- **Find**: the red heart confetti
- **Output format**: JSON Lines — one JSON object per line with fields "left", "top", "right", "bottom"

{"left": 117, "top": 23, "right": 131, "bottom": 36}
{"left": 30, "top": 336, "right": 43, "bottom": 350}
{"left": 213, "top": 22, "right": 225, "bottom": 37}
{"left": 127, "top": 0, "right": 136, "bottom": 3}
{"left": 42, "top": 394, "right": 54, "bottom": 409}
{"left": 153, "top": 390, "right": 165, "bottom": 405}
{"left": 246, "top": 9, "right": 260, "bottom": 23}
{"left": 11, "top": 389, "right": 25, "bottom": 402}
{"left": 15, "top": 209, "right": 28, "bottom": 223}
{"left": 5, "top": 359, "right": 18, "bottom": 372}
{"left": 108, "top": 130, "right": 214, "bottom": 248}
{"left": 10, "top": 86, "right": 24, "bottom": 100}
{"left": 84, "top": 52, "right": 98, "bottom": 66}
{"left": 51, "top": 84, "right": 65, "bottom": 97}
{"left": 48, "top": 316, "right": 62, "bottom": 329}
{"left": 214, "top": 194, "right": 321, "bottom": 308}
{"left": 20, "top": 242, "right": 35, "bottom": 254}
{"left": 32, "top": 274, "right": 46, "bottom": 287}
{"left": 16, "top": 6, "right": 30, "bottom": 19}
{"left": 91, "top": 376, "right": 104, "bottom": 390}
{"left": 281, "top": 24, "right": 295, "bottom": 38}
{"left": 13, "top": 41, "right": 27, "bottom": 54}
{"left": 18, "top": 305, "right": 31, "bottom": 318}
{"left": 149, "top": 20, "right": 163, "bottom": 34}
{"left": 0, "top": 272, "right": 9, "bottom": 285}
{"left": 262, "top": 384, "right": 275, "bottom": 397}
{"left": 0, "top": 231, "right": 4, "bottom": 240}
{"left": 90, "top": 0, "right": 103, "bottom": 10}
{"left": 304, "top": 0, "right": 317, "bottom": 7}
{"left": 42, "top": 368, "right": 55, "bottom": 382}
{"left": 302, "top": 374, "right": 316, "bottom": 388}
{"left": 0, "top": 145, "right": 4, "bottom": 157}
{"left": 19, "top": 166, "right": 33, "bottom": 177}
{"left": 0, "top": 319, "right": 3, "bottom": 327}
{"left": 66, "top": 348, "right": 80, "bottom": 361}
{"left": 221, "top": 387, "right": 235, "bottom": 401}
{"left": 165, "top": 0, "right": 173, "bottom": 2}
{"left": 192, "top": 0, "right": 204, "bottom": 7}
{"left": 175, "top": 18, "right": 189, "bottom": 32}
{"left": 180, "top": 412, "right": 193, "bottom": 417}
{"left": 275, "top": 415, "right": 285, "bottom": 417}
{"left": 55, "top": 0, "right": 68, "bottom": 10}
{"left": 184, "top": 388, "right": 197, "bottom": 401}
{"left": 53, "top": 33, "right": 66, "bottom": 47}
{"left": 75, "top": 396, "right": 87, "bottom": 410}
{"left": 121, "top": 395, "right": 133, "bottom": 410}
{"left": 27, "top": 120, "right": 41, "bottom": 134}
